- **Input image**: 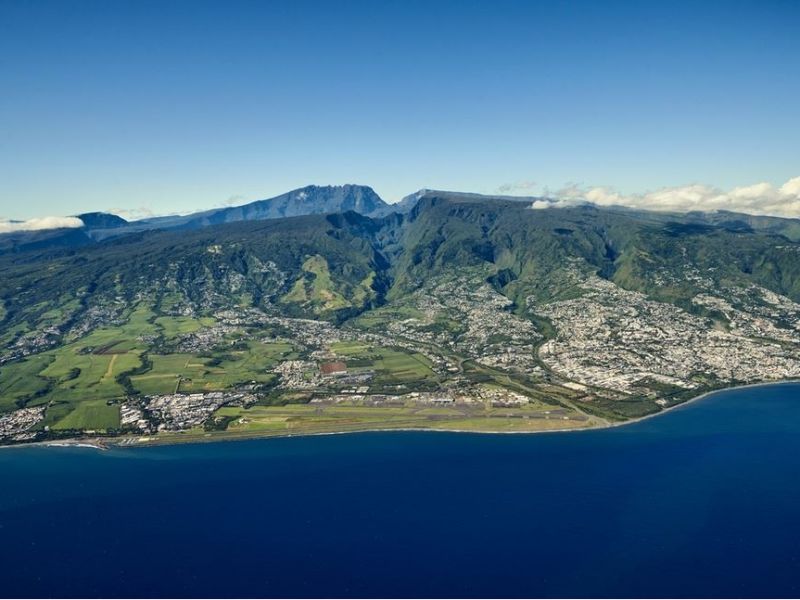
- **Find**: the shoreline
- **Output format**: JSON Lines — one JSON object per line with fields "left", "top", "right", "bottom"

{"left": 609, "top": 378, "right": 800, "bottom": 429}
{"left": 3, "top": 378, "right": 799, "bottom": 452}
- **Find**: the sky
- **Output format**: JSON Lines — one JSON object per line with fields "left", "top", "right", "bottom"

{"left": 1, "top": 0, "right": 799, "bottom": 223}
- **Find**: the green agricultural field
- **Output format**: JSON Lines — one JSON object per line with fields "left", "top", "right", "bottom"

{"left": 330, "top": 343, "right": 435, "bottom": 385}
{"left": 0, "top": 354, "right": 54, "bottom": 412}
{"left": 372, "top": 348, "right": 435, "bottom": 383}
{"left": 155, "top": 316, "right": 216, "bottom": 339}
{"left": 14, "top": 311, "right": 153, "bottom": 412}
{"left": 130, "top": 353, "right": 200, "bottom": 395}
{"left": 76, "top": 328, "right": 142, "bottom": 354}
{"left": 329, "top": 341, "right": 371, "bottom": 355}
{"left": 67, "top": 304, "right": 159, "bottom": 352}
{"left": 37, "top": 304, "right": 73, "bottom": 328}
{"left": 53, "top": 399, "right": 120, "bottom": 430}
{"left": 352, "top": 305, "right": 425, "bottom": 329}
{"left": 131, "top": 342, "right": 295, "bottom": 395}
{"left": 38, "top": 347, "right": 142, "bottom": 405}
{"left": 1, "top": 304, "right": 157, "bottom": 411}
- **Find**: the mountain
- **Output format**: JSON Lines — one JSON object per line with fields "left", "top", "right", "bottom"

{"left": 0, "top": 212, "right": 128, "bottom": 254}
{"left": 137, "top": 184, "right": 391, "bottom": 230}
{"left": 389, "top": 194, "right": 800, "bottom": 304}
{"left": 393, "top": 188, "right": 546, "bottom": 214}
{"left": 4, "top": 192, "right": 800, "bottom": 343}
{"left": 0, "top": 185, "right": 393, "bottom": 254}
{"left": 76, "top": 212, "right": 129, "bottom": 229}
{"left": 4, "top": 193, "right": 800, "bottom": 326}
{"left": 0, "top": 226, "right": 95, "bottom": 254}
{"left": 2, "top": 191, "right": 800, "bottom": 443}
{"left": 684, "top": 209, "right": 800, "bottom": 242}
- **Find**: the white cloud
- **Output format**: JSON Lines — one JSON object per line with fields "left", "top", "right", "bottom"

{"left": 108, "top": 206, "right": 155, "bottom": 220}
{"left": 0, "top": 216, "right": 84, "bottom": 234}
{"left": 780, "top": 176, "right": 800, "bottom": 197}
{"left": 541, "top": 176, "right": 800, "bottom": 218}
{"left": 497, "top": 180, "right": 538, "bottom": 194}
{"left": 218, "top": 194, "right": 247, "bottom": 208}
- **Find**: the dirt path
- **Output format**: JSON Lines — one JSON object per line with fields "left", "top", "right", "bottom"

{"left": 103, "top": 354, "right": 118, "bottom": 380}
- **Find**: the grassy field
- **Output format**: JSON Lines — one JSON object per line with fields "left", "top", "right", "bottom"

{"left": 351, "top": 304, "right": 425, "bottom": 329}
{"left": 66, "top": 304, "right": 158, "bottom": 353}
{"left": 52, "top": 399, "right": 120, "bottom": 430}
{"left": 330, "top": 343, "right": 435, "bottom": 385}
{"left": 130, "top": 353, "right": 200, "bottom": 395}
{"left": 154, "top": 316, "right": 216, "bottom": 339}
{"left": 0, "top": 304, "right": 207, "bottom": 425}
{"left": 130, "top": 342, "right": 294, "bottom": 395}
{"left": 373, "top": 349, "right": 434, "bottom": 383}
{"left": 329, "top": 341, "right": 371, "bottom": 355}
{"left": 36, "top": 298, "right": 81, "bottom": 329}
{"left": 38, "top": 349, "right": 141, "bottom": 405}
{"left": 0, "top": 354, "right": 54, "bottom": 412}
{"left": 0, "top": 295, "right": 297, "bottom": 431}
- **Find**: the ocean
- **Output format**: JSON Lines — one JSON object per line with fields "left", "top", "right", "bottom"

{"left": 1, "top": 383, "right": 799, "bottom": 598}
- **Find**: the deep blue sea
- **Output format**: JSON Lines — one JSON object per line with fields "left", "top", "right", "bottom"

{"left": 2, "top": 383, "right": 800, "bottom": 598}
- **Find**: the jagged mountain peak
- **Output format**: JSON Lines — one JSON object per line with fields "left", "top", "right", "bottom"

{"left": 183, "top": 184, "right": 390, "bottom": 226}
{"left": 75, "top": 212, "right": 128, "bottom": 229}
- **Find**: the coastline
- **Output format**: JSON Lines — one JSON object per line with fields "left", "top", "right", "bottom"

{"left": 610, "top": 378, "right": 800, "bottom": 429}
{"left": 3, "top": 378, "right": 799, "bottom": 452}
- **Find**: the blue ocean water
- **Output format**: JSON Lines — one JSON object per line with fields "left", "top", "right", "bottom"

{"left": 1, "top": 383, "right": 800, "bottom": 598}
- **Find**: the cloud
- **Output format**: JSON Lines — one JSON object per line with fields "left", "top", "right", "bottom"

{"left": 0, "top": 216, "right": 84, "bottom": 234}
{"left": 537, "top": 176, "right": 800, "bottom": 218}
{"left": 108, "top": 206, "right": 155, "bottom": 220}
{"left": 497, "top": 180, "right": 538, "bottom": 194}
{"left": 219, "top": 194, "right": 247, "bottom": 207}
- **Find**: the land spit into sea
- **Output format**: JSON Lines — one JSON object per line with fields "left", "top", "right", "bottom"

{"left": 5, "top": 378, "right": 796, "bottom": 452}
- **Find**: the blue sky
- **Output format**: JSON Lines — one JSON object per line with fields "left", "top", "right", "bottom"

{"left": 1, "top": 0, "right": 798, "bottom": 220}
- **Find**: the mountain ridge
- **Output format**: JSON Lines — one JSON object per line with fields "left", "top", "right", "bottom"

{"left": 4, "top": 183, "right": 800, "bottom": 256}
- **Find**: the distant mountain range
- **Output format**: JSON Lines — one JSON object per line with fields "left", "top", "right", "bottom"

{"left": 3, "top": 183, "right": 800, "bottom": 255}
{"left": 0, "top": 185, "right": 396, "bottom": 254}
{"left": 133, "top": 184, "right": 393, "bottom": 231}
{"left": 3, "top": 186, "right": 800, "bottom": 442}
{"left": 4, "top": 188, "right": 800, "bottom": 320}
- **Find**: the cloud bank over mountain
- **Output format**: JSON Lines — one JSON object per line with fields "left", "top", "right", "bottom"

{"left": 0, "top": 216, "right": 84, "bottom": 234}
{"left": 535, "top": 176, "right": 800, "bottom": 217}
